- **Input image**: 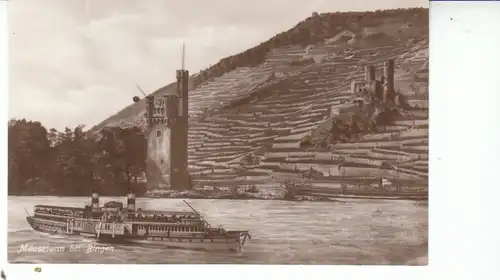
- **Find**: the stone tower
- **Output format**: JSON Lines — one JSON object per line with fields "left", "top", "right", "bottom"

{"left": 143, "top": 45, "right": 191, "bottom": 190}
{"left": 168, "top": 68, "right": 190, "bottom": 189}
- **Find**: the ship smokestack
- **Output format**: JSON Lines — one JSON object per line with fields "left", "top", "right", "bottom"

{"left": 126, "top": 189, "right": 136, "bottom": 211}
{"left": 91, "top": 191, "right": 100, "bottom": 208}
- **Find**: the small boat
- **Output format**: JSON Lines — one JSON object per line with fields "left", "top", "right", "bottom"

{"left": 25, "top": 191, "right": 251, "bottom": 252}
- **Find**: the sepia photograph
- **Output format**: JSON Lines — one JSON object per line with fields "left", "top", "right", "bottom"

{"left": 7, "top": 0, "right": 429, "bottom": 265}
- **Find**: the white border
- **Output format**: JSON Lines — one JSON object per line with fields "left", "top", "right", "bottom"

{"left": 1, "top": 0, "right": 8, "bottom": 276}
{"left": 3, "top": 1, "right": 500, "bottom": 280}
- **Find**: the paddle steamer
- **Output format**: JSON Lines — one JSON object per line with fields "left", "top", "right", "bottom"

{"left": 26, "top": 191, "right": 251, "bottom": 252}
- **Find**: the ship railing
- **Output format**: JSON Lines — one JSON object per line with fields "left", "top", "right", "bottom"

{"left": 34, "top": 211, "right": 85, "bottom": 219}
{"left": 125, "top": 217, "right": 202, "bottom": 224}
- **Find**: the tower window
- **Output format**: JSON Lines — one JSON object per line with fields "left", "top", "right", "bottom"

{"left": 160, "top": 159, "right": 164, "bottom": 164}
{"left": 156, "top": 130, "right": 162, "bottom": 137}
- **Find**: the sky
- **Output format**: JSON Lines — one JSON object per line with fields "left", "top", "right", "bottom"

{"left": 8, "top": 0, "right": 428, "bottom": 130}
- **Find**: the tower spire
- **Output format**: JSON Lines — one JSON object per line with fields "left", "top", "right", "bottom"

{"left": 181, "top": 41, "right": 185, "bottom": 70}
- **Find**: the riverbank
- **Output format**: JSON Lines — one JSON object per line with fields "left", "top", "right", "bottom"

{"left": 144, "top": 189, "right": 428, "bottom": 202}
{"left": 8, "top": 188, "right": 428, "bottom": 202}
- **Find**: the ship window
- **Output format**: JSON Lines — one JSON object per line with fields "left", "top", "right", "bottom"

{"left": 156, "top": 130, "right": 162, "bottom": 137}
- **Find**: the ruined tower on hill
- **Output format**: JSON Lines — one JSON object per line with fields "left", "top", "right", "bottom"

{"left": 144, "top": 44, "right": 191, "bottom": 190}
{"left": 350, "top": 58, "right": 397, "bottom": 106}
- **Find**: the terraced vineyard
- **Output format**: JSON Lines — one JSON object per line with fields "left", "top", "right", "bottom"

{"left": 94, "top": 8, "right": 429, "bottom": 199}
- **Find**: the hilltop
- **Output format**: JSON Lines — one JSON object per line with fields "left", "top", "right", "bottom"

{"left": 92, "top": 8, "right": 429, "bottom": 198}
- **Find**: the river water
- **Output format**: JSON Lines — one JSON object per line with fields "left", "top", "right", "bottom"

{"left": 8, "top": 196, "right": 428, "bottom": 265}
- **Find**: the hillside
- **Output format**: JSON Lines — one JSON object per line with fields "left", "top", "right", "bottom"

{"left": 92, "top": 8, "right": 429, "bottom": 196}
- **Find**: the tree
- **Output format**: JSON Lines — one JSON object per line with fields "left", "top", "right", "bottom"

{"left": 8, "top": 119, "right": 50, "bottom": 194}
{"left": 8, "top": 118, "right": 147, "bottom": 196}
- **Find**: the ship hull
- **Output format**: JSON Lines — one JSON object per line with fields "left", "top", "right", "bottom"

{"left": 96, "top": 230, "right": 250, "bottom": 252}
{"left": 118, "top": 236, "right": 243, "bottom": 252}
{"left": 26, "top": 217, "right": 250, "bottom": 252}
